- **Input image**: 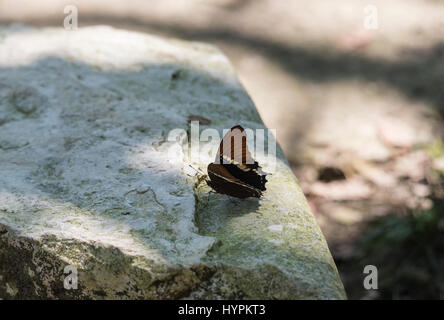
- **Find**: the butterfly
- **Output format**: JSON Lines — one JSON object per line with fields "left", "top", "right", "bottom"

{"left": 206, "top": 125, "right": 267, "bottom": 198}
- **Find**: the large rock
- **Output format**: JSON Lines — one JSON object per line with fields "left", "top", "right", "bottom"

{"left": 0, "top": 25, "right": 345, "bottom": 299}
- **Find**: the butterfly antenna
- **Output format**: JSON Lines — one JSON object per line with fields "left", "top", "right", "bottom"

{"left": 188, "top": 164, "right": 205, "bottom": 175}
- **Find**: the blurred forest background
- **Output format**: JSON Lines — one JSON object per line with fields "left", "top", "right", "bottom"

{"left": 1, "top": 0, "right": 444, "bottom": 299}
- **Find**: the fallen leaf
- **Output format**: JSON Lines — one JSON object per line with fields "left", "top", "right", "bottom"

{"left": 378, "top": 118, "right": 416, "bottom": 148}
{"left": 308, "top": 178, "right": 372, "bottom": 201}
{"left": 394, "top": 151, "right": 431, "bottom": 181}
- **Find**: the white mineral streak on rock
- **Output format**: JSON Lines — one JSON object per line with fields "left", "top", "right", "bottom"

{"left": 267, "top": 224, "right": 284, "bottom": 232}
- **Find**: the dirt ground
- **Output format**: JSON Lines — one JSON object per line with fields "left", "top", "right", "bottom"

{"left": 2, "top": 0, "right": 444, "bottom": 299}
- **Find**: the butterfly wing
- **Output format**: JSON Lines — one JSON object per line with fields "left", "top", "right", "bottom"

{"left": 216, "top": 125, "right": 267, "bottom": 191}
{"left": 207, "top": 163, "right": 262, "bottom": 199}
{"left": 216, "top": 125, "right": 255, "bottom": 167}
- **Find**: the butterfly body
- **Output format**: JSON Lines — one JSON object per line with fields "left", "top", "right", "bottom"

{"left": 206, "top": 125, "right": 267, "bottom": 198}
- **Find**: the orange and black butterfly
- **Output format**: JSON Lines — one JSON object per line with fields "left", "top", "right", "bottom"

{"left": 206, "top": 125, "right": 267, "bottom": 198}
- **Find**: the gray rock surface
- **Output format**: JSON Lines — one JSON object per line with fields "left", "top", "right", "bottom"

{"left": 0, "top": 24, "right": 346, "bottom": 299}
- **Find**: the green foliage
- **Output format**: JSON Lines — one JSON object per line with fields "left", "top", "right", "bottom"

{"left": 360, "top": 205, "right": 442, "bottom": 251}
{"left": 424, "top": 139, "right": 444, "bottom": 159}
{"left": 355, "top": 202, "right": 444, "bottom": 299}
